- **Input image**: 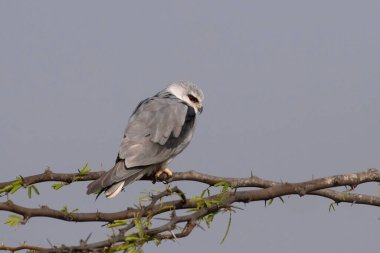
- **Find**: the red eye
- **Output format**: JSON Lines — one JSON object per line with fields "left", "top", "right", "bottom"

{"left": 188, "top": 94, "right": 199, "bottom": 103}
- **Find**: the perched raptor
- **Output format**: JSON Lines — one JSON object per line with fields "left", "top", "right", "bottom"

{"left": 87, "top": 81, "right": 204, "bottom": 198}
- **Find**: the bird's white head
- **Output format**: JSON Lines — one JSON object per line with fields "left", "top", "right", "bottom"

{"left": 166, "top": 80, "right": 204, "bottom": 114}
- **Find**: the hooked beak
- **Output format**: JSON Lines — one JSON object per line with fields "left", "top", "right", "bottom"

{"left": 198, "top": 106, "right": 203, "bottom": 114}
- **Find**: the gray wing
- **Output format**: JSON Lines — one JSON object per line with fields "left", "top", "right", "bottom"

{"left": 87, "top": 96, "right": 195, "bottom": 196}
{"left": 119, "top": 96, "right": 194, "bottom": 168}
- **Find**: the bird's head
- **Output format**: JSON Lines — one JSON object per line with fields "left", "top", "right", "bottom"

{"left": 166, "top": 80, "right": 204, "bottom": 114}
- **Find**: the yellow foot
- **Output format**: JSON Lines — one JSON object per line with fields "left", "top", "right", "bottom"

{"left": 155, "top": 167, "right": 173, "bottom": 182}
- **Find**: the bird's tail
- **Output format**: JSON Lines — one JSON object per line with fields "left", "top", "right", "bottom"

{"left": 86, "top": 161, "right": 147, "bottom": 198}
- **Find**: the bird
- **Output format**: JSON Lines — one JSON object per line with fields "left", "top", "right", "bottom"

{"left": 87, "top": 80, "right": 204, "bottom": 198}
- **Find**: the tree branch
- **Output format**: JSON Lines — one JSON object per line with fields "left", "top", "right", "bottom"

{"left": 1, "top": 168, "right": 379, "bottom": 252}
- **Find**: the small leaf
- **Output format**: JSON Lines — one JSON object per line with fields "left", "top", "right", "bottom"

{"left": 78, "top": 162, "right": 91, "bottom": 175}
{"left": 51, "top": 183, "right": 66, "bottom": 190}
{"left": 4, "top": 214, "right": 23, "bottom": 227}
{"left": 222, "top": 184, "right": 229, "bottom": 193}
{"left": 204, "top": 212, "right": 216, "bottom": 228}
{"left": 108, "top": 223, "right": 124, "bottom": 228}
{"left": 125, "top": 236, "right": 141, "bottom": 242}
{"left": 220, "top": 211, "right": 232, "bottom": 244}
{"left": 190, "top": 197, "right": 203, "bottom": 202}
{"left": 153, "top": 238, "right": 161, "bottom": 246}
{"left": 214, "top": 181, "right": 232, "bottom": 194}
{"left": 200, "top": 187, "right": 210, "bottom": 198}
{"left": 0, "top": 184, "right": 14, "bottom": 194}
{"left": 328, "top": 202, "right": 336, "bottom": 212}
{"left": 138, "top": 195, "right": 151, "bottom": 203}
{"left": 204, "top": 199, "right": 212, "bottom": 208}
{"left": 27, "top": 185, "right": 40, "bottom": 199}
{"left": 158, "top": 205, "right": 174, "bottom": 212}
{"left": 196, "top": 202, "right": 204, "bottom": 210}
{"left": 60, "top": 205, "right": 69, "bottom": 213}
{"left": 108, "top": 219, "right": 128, "bottom": 228}
{"left": 60, "top": 205, "right": 78, "bottom": 214}
{"left": 9, "top": 184, "right": 21, "bottom": 194}
{"left": 134, "top": 216, "right": 144, "bottom": 239}
{"left": 113, "top": 243, "right": 134, "bottom": 251}
{"left": 166, "top": 186, "right": 173, "bottom": 193}
{"left": 27, "top": 186, "right": 32, "bottom": 199}
{"left": 31, "top": 185, "right": 40, "bottom": 195}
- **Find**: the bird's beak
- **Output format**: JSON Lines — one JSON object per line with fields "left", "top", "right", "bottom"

{"left": 198, "top": 106, "right": 203, "bottom": 114}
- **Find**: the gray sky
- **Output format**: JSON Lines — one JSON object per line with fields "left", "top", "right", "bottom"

{"left": 1, "top": 1, "right": 380, "bottom": 252}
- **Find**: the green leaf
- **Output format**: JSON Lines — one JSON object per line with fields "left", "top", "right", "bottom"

{"left": 328, "top": 202, "right": 336, "bottom": 212}
{"left": 27, "top": 186, "right": 32, "bottom": 199}
{"left": 138, "top": 196, "right": 151, "bottom": 203}
{"left": 204, "top": 212, "right": 216, "bottom": 228}
{"left": 4, "top": 214, "right": 23, "bottom": 227}
{"left": 204, "top": 199, "right": 212, "bottom": 208}
{"left": 220, "top": 211, "right": 232, "bottom": 244}
{"left": 60, "top": 205, "right": 78, "bottom": 214}
{"left": 31, "top": 185, "right": 40, "bottom": 195}
{"left": 26, "top": 185, "right": 40, "bottom": 199}
{"left": 165, "top": 186, "right": 173, "bottom": 193}
{"left": 9, "top": 184, "right": 21, "bottom": 194}
{"left": 0, "top": 184, "right": 14, "bottom": 194}
{"left": 112, "top": 243, "right": 135, "bottom": 251}
{"left": 213, "top": 181, "right": 232, "bottom": 194}
{"left": 2, "top": 178, "right": 24, "bottom": 195}
{"left": 78, "top": 162, "right": 91, "bottom": 175}
{"left": 158, "top": 205, "right": 174, "bottom": 212}
{"left": 200, "top": 187, "right": 210, "bottom": 198}
{"left": 134, "top": 216, "right": 144, "bottom": 239}
{"left": 108, "top": 220, "right": 128, "bottom": 228}
{"left": 190, "top": 196, "right": 203, "bottom": 203}
{"left": 153, "top": 237, "right": 161, "bottom": 246}
{"left": 125, "top": 236, "right": 141, "bottom": 242}
{"left": 60, "top": 205, "right": 69, "bottom": 213}
{"left": 51, "top": 183, "right": 66, "bottom": 190}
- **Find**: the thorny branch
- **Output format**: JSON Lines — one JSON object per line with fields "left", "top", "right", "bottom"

{"left": 1, "top": 168, "right": 380, "bottom": 252}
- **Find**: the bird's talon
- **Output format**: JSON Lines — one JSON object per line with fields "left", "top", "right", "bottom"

{"left": 155, "top": 168, "right": 173, "bottom": 182}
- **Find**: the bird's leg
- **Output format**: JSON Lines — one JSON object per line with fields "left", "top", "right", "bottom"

{"left": 156, "top": 167, "right": 173, "bottom": 177}
{"left": 155, "top": 165, "right": 173, "bottom": 182}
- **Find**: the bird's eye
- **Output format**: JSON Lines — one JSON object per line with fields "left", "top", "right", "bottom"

{"left": 187, "top": 94, "right": 199, "bottom": 103}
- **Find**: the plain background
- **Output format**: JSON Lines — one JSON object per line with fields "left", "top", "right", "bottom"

{"left": 1, "top": 1, "right": 380, "bottom": 252}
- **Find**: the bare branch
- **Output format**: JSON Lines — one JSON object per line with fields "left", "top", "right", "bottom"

{"left": 0, "top": 245, "right": 46, "bottom": 251}
{"left": 0, "top": 169, "right": 104, "bottom": 189}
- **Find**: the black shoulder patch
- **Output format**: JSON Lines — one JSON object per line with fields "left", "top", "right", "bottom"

{"left": 185, "top": 105, "right": 196, "bottom": 121}
{"left": 163, "top": 104, "right": 196, "bottom": 149}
